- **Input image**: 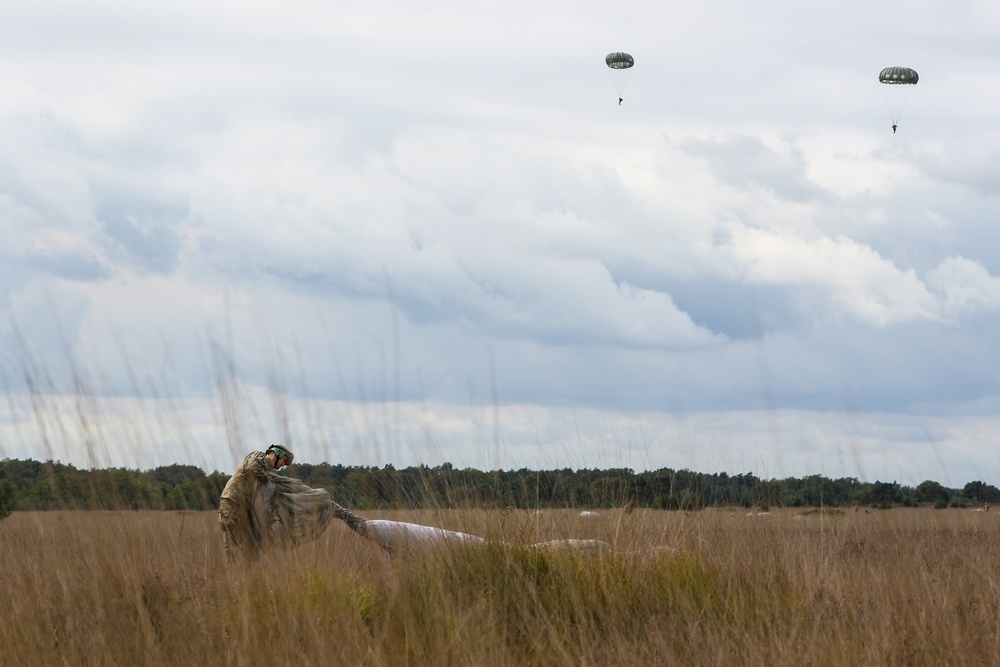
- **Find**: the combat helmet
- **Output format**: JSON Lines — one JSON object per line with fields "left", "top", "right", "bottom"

{"left": 266, "top": 444, "right": 294, "bottom": 467}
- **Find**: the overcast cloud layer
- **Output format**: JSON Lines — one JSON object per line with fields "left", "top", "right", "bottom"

{"left": 2, "top": 0, "right": 1000, "bottom": 486}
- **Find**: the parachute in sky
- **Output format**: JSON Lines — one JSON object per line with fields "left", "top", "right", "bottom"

{"left": 879, "top": 66, "right": 918, "bottom": 132}
{"left": 606, "top": 52, "right": 634, "bottom": 104}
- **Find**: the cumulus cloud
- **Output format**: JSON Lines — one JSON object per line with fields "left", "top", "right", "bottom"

{"left": 724, "top": 226, "right": 939, "bottom": 326}
{"left": 679, "top": 134, "right": 833, "bottom": 204}
{"left": 2, "top": 0, "right": 1000, "bottom": 483}
{"left": 925, "top": 256, "right": 1000, "bottom": 320}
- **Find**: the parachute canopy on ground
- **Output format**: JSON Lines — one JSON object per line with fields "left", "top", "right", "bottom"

{"left": 879, "top": 67, "right": 919, "bottom": 85}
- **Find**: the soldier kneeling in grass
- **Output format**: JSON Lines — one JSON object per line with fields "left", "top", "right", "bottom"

{"left": 218, "top": 444, "right": 368, "bottom": 561}
{"left": 219, "top": 444, "right": 611, "bottom": 560}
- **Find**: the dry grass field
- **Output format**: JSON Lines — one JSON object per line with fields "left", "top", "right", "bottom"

{"left": 2, "top": 506, "right": 999, "bottom": 666}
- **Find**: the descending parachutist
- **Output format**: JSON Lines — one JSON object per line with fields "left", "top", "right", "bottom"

{"left": 606, "top": 52, "right": 633, "bottom": 108}
{"left": 879, "top": 67, "right": 917, "bottom": 137}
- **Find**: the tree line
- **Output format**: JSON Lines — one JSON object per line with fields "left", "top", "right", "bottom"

{"left": 1, "top": 457, "right": 997, "bottom": 516}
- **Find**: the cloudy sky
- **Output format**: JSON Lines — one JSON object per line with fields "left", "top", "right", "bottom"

{"left": 2, "top": 0, "right": 999, "bottom": 486}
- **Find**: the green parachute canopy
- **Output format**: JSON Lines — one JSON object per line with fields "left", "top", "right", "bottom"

{"left": 879, "top": 66, "right": 919, "bottom": 85}
{"left": 605, "top": 52, "right": 634, "bottom": 70}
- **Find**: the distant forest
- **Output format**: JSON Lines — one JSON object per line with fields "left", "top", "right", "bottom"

{"left": 1, "top": 458, "right": 997, "bottom": 517}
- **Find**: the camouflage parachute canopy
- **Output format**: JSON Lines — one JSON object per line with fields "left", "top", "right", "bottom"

{"left": 605, "top": 52, "right": 634, "bottom": 70}
{"left": 879, "top": 67, "right": 919, "bottom": 85}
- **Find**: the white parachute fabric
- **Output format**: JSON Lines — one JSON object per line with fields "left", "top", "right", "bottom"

{"left": 531, "top": 538, "right": 610, "bottom": 554}
{"left": 362, "top": 518, "right": 611, "bottom": 555}
{"left": 366, "top": 520, "right": 487, "bottom": 552}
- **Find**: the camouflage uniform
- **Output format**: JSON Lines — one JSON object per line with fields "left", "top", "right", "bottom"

{"left": 219, "top": 451, "right": 274, "bottom": 561}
